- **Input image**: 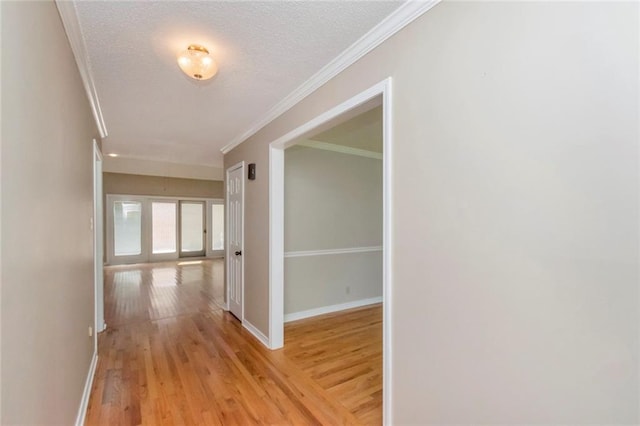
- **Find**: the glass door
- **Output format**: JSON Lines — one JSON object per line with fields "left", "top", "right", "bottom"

{"left": 107, "top": 196, "right": 219, "bottom": 265}
{"left": 179, "top": 201, "right": 205, "bottom": 257}
{"left": 150, "top": 201, "right": 178, "bottom": 261}
{"left": 108, "top": 197, "right": 146, "bottom": 264}
{"left": 209, "top": 201, "right": 225, "bottom": 257}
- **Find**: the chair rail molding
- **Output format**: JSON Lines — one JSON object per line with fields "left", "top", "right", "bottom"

{"left": 284, "top": 246, "right": 383, "bottom": 258}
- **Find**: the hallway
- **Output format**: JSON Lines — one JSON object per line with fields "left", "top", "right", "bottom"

{"left": 85, "top": 260, "right": 382, "bottom": 425}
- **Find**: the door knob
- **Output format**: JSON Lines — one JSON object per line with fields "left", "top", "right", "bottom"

{"left": 235, "top": 250, "right": 242, "bottom": 256}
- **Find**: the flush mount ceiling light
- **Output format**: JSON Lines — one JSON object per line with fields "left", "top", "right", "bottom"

{"left": 177, "top": 44, "right": 218, "bottom": 80}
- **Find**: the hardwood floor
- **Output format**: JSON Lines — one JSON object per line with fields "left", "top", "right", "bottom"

{"left": 86, "top": 260, "right": 382, "bottom": 425}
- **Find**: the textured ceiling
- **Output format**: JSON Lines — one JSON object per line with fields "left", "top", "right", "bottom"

{"left": 74, "top": 1, "right": 404, "bottom": 167}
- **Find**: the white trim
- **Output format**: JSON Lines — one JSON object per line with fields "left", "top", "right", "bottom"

{"left": 298, "top": 140, "right": 382, "bottom": 160}
{"left": 74, "top": 351, "right": 98, "bottom": 426}
{"left": 93, "top": 140, "right": 105, "bottom": 343}
{"left": 284, "top": 297, "right": 383, "bottom": 323}
{"left": 284, "top": 246, "right": 382, "bottom": 258}
{"left": 55, "top": 1, "right": 107, "bottom": 138}
{"left": 269, "top": 148, "right": 285, "bottom": 350}
{"left": 381, "top": 75, "right": 394, "bottom": 426}
{"left": 268, "top": 77, "right": 392, "bottom": 422}
{"left": 221, "top": 0, "right": 439, "bottom": 154}
{"left": 269, "top": 81, "right": 390, "bottom": 151}
{"left": 242, "top": 320, "right": 270, "bottom": 348}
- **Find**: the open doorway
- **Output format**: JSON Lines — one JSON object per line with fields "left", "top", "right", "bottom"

{"left": 283, "top": 105, "right": 383, "bottom": 321}
{"left": 284, "top": 103, "right": 383, "bottom": 423}
{"left": 268, "top": 78, "right": 392, "bottom": 422}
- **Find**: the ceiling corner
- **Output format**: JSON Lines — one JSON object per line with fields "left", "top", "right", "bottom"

{"left": 56, "top": 0, "right": 108, "bottom": 138}
{"left": 220, "top": 0, "right": 441, "bottom": 155}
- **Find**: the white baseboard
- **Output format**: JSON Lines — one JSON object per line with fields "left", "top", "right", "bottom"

{"left": 242, "top": 319, "right": 270, "bottom": 349}
{"left": 75, "top": 351, "right": 98, "bottom": 426}
{"left": 284, "top": 296, "right": 383, "bottom": 323}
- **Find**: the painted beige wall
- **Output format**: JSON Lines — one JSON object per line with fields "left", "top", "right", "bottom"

{"left": 225, "top": 1, "right": 639, "bottom": 423}
{"left": 285, "top": 146, "right": 381, "bottom": 251}
{"left": 103, "top": 172, "right": 223, "bottom": 199}
{"left": 102, "top": 156, "right": 223, "bottom": 181}
{"left": 284, "top": 145, "right": 382, "bottom": 314}
{"left": 1, "top": 1, "right": 98, "bottom": 423}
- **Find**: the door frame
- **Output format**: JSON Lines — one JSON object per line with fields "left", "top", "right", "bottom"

{"left": 225, "top": 161, "right": 245, "bottom": 316}
{"left": 93, "top": 140, "right": 105, "bottom": 343}
{"left": 268, "top": 78, "right": 392, "bottom": 422}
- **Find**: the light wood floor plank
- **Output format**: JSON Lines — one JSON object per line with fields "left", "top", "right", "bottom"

{"left": 86, "top": 259, "right": 381, "bottom": 425}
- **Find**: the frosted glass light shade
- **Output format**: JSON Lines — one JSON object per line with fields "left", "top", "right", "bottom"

{"left": 177, "top": 45, "right": 218, "bottom": 80}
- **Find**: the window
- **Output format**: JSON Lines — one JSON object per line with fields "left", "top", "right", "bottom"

{"left": 152, "top": 202, "right": 176, "bottom": 254}
{"left": 180, "top": 202, "right": 204, "bottom": 253}
{"left": 113, "top": 201, "right": 142, "bottom": 256}
{"left": 212, "top": 204, "right": 224, "bottom": 250}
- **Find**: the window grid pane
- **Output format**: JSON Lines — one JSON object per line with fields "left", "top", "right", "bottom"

{"left": 212, "top": 204, "right": 224, "bottom": 250}
{"left": 114, "top": 201, "right": 142, "bottom": 256}
{"left": 152, "top": 202, "right": 176, "bottom": 254}
{"left": 181, "top": 203, "right": 203, "bottom": 252}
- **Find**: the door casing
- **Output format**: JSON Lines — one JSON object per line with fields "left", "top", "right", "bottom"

{"left": 268, "top": 78, "right": 393, "bottom": 423}
{"left": 93, "top": 140, "right": 105, "bottom": 340}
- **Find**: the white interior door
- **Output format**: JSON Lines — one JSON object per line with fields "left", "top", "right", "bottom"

{"left": 227, "top": 164, "right": 244, "bottom": 320}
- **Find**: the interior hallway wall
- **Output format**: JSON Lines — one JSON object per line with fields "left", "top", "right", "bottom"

{"left": 103, "top": 172, "right": 223, "bottom": 199}
{"left": 224, "top": 2, "right": 639, "bottom": 423}
{"left": 1, "top": 1, "right": 99, "bottom": 423}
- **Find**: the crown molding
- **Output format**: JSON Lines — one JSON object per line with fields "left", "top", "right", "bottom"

{"left": 56, "top": 0, "right": 108, "bottom": 138}
{"left": 221, "top": 0, "right": 440, "bottom": 154}
{"left": 298, "top": 140, "right": 382, "bottom": 160}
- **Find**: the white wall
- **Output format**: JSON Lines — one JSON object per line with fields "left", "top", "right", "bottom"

{"left": 284, "top": 145, "right": 382, "bottom": 315}
{"left": 225, "top": 1, "right": 639, "bottom": 423}
{"left": 1, "top": 1, "right": 98, "bottom": 423}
